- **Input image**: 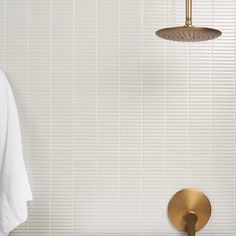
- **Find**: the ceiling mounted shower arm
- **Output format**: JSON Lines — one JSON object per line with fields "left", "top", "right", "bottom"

{"left": 185, "top": 0, "right": 192, "bottom": 26}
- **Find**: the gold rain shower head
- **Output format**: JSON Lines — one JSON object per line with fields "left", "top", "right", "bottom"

{"left": 156, "top": 0, "right": 222, "bottom": 42}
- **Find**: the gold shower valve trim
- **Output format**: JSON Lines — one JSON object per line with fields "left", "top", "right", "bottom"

{"left": 168, "top": 188, "right": 211, "bottom": 236}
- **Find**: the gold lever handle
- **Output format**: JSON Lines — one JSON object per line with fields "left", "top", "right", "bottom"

{"left": 185, "top": 212, "right": 198, "bottom": 236}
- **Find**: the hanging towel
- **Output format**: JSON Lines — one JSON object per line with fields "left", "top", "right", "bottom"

{"left": 0, "top": 70, "right": 32, "bottom": 236}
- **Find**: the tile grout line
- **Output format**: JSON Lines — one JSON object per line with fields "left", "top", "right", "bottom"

{"left": 72, "top": 0, "right": 75, "bottom": 235}
{"left": 95, "top": 0, "right": 98, "bottom": 234}
{"left": 210, "top": 1, "right": 213, "bottom": 234}
{"left": 141, "top": 0, "right": 144, "bottom": 234}
{"left": 26, "top": 0, "right": 30, "bottom": 234}
{"left": 187, "top": 41, "right": 190, "bottom": 186}
{"left": 233, "top": 0, "right": 236, "bottom": 226}
{"left": 118, "top": 0, "right": 121, "bottom": 234}
{"left": 164, "top": 0, "right": 167, "bottom": 234}
{"left": 3, "top": 0, "right": 6, "bottom": 69}
{"left": 49, "top": 0, "right": 52, "bottom": 235}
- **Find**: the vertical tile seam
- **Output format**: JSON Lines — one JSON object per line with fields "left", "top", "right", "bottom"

{"left": 233, "top": 0, "right": 236, "bottom": 226}
{"left": 187, "top": 37, "right": 190, "bottom": 186}
{"left": 210, "top": 0, "right": 213, "bottom": 234}
{"left": 118, "top": 0, "right": 121, "bottom": 234}
{"left": 72, "top": 0, "right": 75, "bottom": 235}
{"left": 26, "top": 0, "right": 30, "bottom": 234}
{"left": 3, "top": 0, "right": 6, "bottom": 69}
{"left": 140, "top": 0, "right": 144, "bottom": 235}
{"left": 95, "top": 0, "right": 98, "bottom": 234}
{"left": 49, "top": 0, "right": 52, "bottom": 235}
{"left": 164, "top": 0, "right": 167, "bottom": 234}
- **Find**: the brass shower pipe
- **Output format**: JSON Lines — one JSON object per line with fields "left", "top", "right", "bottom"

{"left": 185, "top": 0, "right": 192, "bottom": 26}
{"left": 168, "top": 188, "right": 211, "bottom": 236}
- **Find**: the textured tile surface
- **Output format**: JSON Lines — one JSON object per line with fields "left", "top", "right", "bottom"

{"left": 0, "top": 0, "right": 235, "bottom": 235}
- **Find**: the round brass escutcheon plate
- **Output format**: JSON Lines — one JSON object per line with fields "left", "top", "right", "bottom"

{"left": 168, "top": 188, "right": 211, "bottom": 232}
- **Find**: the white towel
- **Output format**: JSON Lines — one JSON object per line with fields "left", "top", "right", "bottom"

{"left": 0, "top": 70, "right": 32, "bottom": 236}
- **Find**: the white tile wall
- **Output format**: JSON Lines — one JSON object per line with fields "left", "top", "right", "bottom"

{"left": 0, "top": 0, "right": 235, "bottom": 235}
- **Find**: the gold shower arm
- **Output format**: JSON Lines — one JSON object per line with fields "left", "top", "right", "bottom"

{"left": 185, "top": 212, "right": 198, "bottom": 236}
{"left": 185, "top": 0, "right": 192, "bottom": 26}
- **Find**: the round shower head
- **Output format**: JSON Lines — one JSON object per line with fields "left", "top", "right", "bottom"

{"left": 156, "top": 0, "right": 222, "bottom": 42}
{"left": 156, "top": 25, "right": 222, "bottom": 42}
